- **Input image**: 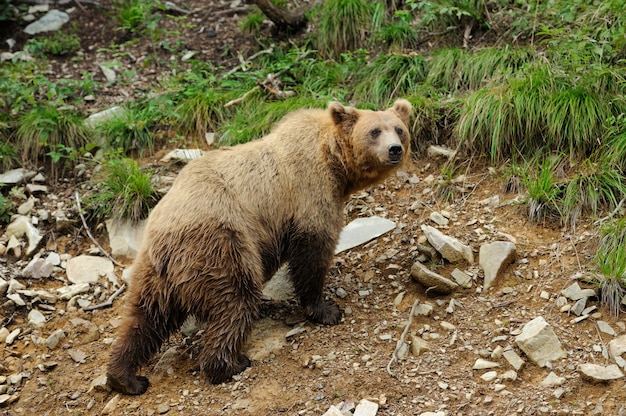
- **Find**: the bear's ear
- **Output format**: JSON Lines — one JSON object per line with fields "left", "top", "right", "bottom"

{"left": 328, "top": 101, "right": 359, "bottom": 129}
{"left": 388, "top": 99, "right": 412, "bottom": 124}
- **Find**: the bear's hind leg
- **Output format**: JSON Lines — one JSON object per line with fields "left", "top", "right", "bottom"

{"left": 191, "top": 273, "right": 261, "bottom": 384}
{"left": 107, "top": 286, "right": 186, "bottom": 395}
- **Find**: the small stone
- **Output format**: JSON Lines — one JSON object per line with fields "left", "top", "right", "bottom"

{"left": 451, "top": 268, "right": 472, "bottom": 288}
{"left": 502, "top": 349, "right": 524, "bottom": 371}
{"left": 5, "top": 328, "right": 21, "bottom": 345}
{"left": 540, "top": 371, "right": 565, "bottom": 387}
{"left": 440, "top": 321, "right": 456, "bottom": 331}
{"left": 571, "top": 298, "right": 587, "bottom": 316}
{"left": 413, "top": 303, "right": 434, "bottom": 317}
{"left": 480, "top": 371, "right": 498, "bottom": 382}
{"left": 28, "top": 309, "right": 46, "bottom": 327}
{"left": 473, "top": 358, "right": 500, "bottom": 370}
{"left": 597, "top": 321, "right": 617, "bottom": 336}
{"left": 24, "top": 9, "right": 70, "bottom": 34}
{"left": 353, "top": 398, "right": 378, "bottom": 416}
{"left": 335, "top": 288, "right": 348, "bottom": 298}
{"left": 411, "top": 261, "right": 458, "bottom": 294}
{"left": 46, "top": 329, "right": 66, "bottom": 349}
{"left": 429, "top": 211, "right": 449, "bottom": 226}
{"left": 101, "top": 394, "right": 121, "bottom": 414}
{"left": 156, "top": 403, "right": 170, "bottom": 414}
{"left": 502, "top": 370, "right": 518, "bottom": 381}
{"left": 0, "top": 327, "right": 9, "bottom": 343}
{"left": 88, "top": 374, "right": 110, "bottom": 393}
{"left": 410, "top": 335, "right": 431, "bottom": 356}
{"left": 479, "top": 241, "right": 516, "bottom": 291}
{"left": 421, "top": 225, "right": 473, "bottom": 264}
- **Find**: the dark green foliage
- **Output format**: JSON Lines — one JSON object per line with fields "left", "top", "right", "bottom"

{"left": 595, "top": 219, "right": 626, "bottom": 317}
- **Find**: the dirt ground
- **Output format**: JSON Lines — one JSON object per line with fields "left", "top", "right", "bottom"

{"left": 2, "top": 1, "right": 626, "bottom": 415}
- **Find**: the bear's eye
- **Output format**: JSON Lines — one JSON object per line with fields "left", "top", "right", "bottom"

{"left": 370, "top": 128, "right": 381, "bottom": 139}
{"left": 395, "top": 126, "right": 404, "bottom": 136}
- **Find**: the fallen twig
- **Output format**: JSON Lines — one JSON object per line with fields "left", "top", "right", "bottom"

{"left": 593, "top": 197, "right": 625, "bottom": 226}
{"left": 74, "top": 191, "right": 123, "bottom": 268}
{"left": 83, "top": 284, "right": 126, "bottom": 311}
{"left": 386, "top": 299, "right": 420, "bottom": 378}
{"left": 225, "top": 46, "right": 274, "bottom": 76}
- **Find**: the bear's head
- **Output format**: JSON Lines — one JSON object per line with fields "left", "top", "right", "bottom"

{"left": 327, "top": 99, "right": 412, "bottom": 196}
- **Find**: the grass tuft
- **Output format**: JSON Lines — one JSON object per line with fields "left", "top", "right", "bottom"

{"left": 86, "top": 155, "right": 161, "bottom": 223}
{"left": 595, "top": 219, "right": 626, "bottom": 317}
{"left": 316, "top": 0, "right": 376, "bottom": 58}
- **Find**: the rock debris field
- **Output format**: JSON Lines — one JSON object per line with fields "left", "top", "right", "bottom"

{"left": 2, "top": 151, "right": 626, "bottom": 416}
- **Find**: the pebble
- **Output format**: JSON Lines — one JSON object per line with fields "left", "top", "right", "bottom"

{"left": 473, "top": 358, "right": 500, "bottom": 370}
{"left": 6, "top": 328, "right": 21, "bottom": 345}
{"left": 28, "top": 309, "right": 46, "bottom": 327}
{"left": 46, "top": 329, "right": 66, "bottom": 349}
{"left": 480, "top": 371, "right": 498, "bottom": 382}
{"left": 540, "top": 371, "right": 565, "bottom": 387}
{"left": 157, "top": 403, "right": 171, "bottom": 414}
{"left": 597, "top": 321, "right": 617, "bottom": 336}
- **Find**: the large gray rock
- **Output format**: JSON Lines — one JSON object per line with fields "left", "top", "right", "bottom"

{"left": 24, "top": 10, "right": 70, "bottom": 35}
{"left": 421, "top": 225, "right": 473, "bottom": 264}
{"left": 411, "top": 261, "right": 458, "bottom": 294}
{"left": 479, "top": 241, "right": 516, "bottom": 290}
{"left": 335, "top": 216, "right": 395, "bottom": 254}
{"left": 65, "top": 255, "right": 115, "bottom": 284}
{"left": 515, "top": 316, "right": 566, "bottom": 367}
{"left": 105, "top": 219, "right": 147, "bottom": 259}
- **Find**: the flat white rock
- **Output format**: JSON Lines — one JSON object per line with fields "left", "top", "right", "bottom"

{"left": 335, "top": 216, "right": 395, "bottom": 254}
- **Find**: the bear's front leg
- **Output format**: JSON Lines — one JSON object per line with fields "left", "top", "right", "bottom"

{"left": 288, "top": 235, "right": 342, "bottom": 325}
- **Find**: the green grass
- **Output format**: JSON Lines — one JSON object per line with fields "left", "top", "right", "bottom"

{"left": 86, "top": 156, "right": 160, "bottom": 222}
{"left": 352, "top": 53, "right": 427, "bottom": 106}
{"left": 561, "top": 158, "right": 626, "bottom": 231}
{"left": 176, "top": 89, "right": 229, "bottom": 142}
{"left": 96, "top": 102, "right": 162, "bottom": 154}
{"left": 316, "top": 0, "right": 377, "bottom": 58}
{"left": 240, "top": 7, "right": 266, "bottom": 35}
{"left": 25, "top": 30, "right": 81, "bottom": 57}
{"left": 595, "top": 219, "right": 626, "bottom": 317}
{"left": 14, "top": 105, "right": 92, "bottom": 180}
{"left": 522, "top": 155, "right": 563, "bottom": 223}
{"left": 219, "top": 96, "right": 324, "bottom": 146}
{"left": 378, "top": 21, "right": 418, "bottom": 51}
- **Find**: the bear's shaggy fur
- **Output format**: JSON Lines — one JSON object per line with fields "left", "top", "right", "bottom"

{"left": 107, "top": 99, "right": 412, "bottom": 395}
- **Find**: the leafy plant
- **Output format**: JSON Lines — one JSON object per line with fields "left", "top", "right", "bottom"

{"left": 86, "top": 155, "right": 160, "bottom": 222}
{"left": 0, "top": 193, "right": 15, "bottom": 223}
{"left": 25, "top": 31, "right": 81, "bottom": 56}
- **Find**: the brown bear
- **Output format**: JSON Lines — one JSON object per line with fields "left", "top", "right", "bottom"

{"left": 106, "top": 99, "right": 412, "bottom": 395}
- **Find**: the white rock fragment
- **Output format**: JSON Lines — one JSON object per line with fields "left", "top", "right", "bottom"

{"left": 473, "top": 358, "right": 500, "bottom": 370}
{"left": 66, "top": 255, "right": 115, "bottom": 284}
{"left": 6, "top": 215, "right": 43, "bottom": 256}
{"left": 597, "top": 321, "right": 617, "bottom": 336}
{"left": 105, "top": 219, "right": 147, "bottom": 259}
{"left": 421, "top": 225, "right": 474, "bottom": 264}
{"left": 5, "top": 328, "right": 21, "bottom": 345}
{"left": 515, "top": 316, "right": 566, "bottom": 367}
{"left": 579, "top": 363, "right": 623, "bottom": 383}
{"left": 480, "top": 371, "right": 498, "bottom": 382}
{"left": 335, "top": 216, "right": 396, "bottom": 254}
{"left": 429, "top": 211, "right": 449, "bottom": 226}
{"left": 410, "top": 335, "right": 431, "bottom": 356}
{"left": 411, "top": 261, "right": 458, "bottom": 294}
{"left": 57, "top": 283, "right": 90, "bottom": 300}
{"left": 502, "top": 349, "right": 524, "bottom": 371}
{"left": 28, "top": 309, "right": 46, "bottom": 327}
{"left": 540, "top": 371, "right": 565, "bottom": 387}
{"left": 479, "top": 241, "right": 516, "bottom": 291}
{"left": 353, "top": 398, "right": 378, "bottom": 416}
{"left": 160, "top": 148, "right": 206, "bottom": 163}
{"left": 609, "top": 335, "right": 626, "bottom": 368}
{"left": 451, "top": 268, "right": 472, "bottom": 288}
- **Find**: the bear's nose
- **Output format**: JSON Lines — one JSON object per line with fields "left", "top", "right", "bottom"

{"left": 388, "top": 144, "right": 403, "bottom": 162}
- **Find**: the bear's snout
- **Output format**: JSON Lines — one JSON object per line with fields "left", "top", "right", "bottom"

{"left": 388, "top": 144, "right": 404, "bottom": 163}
